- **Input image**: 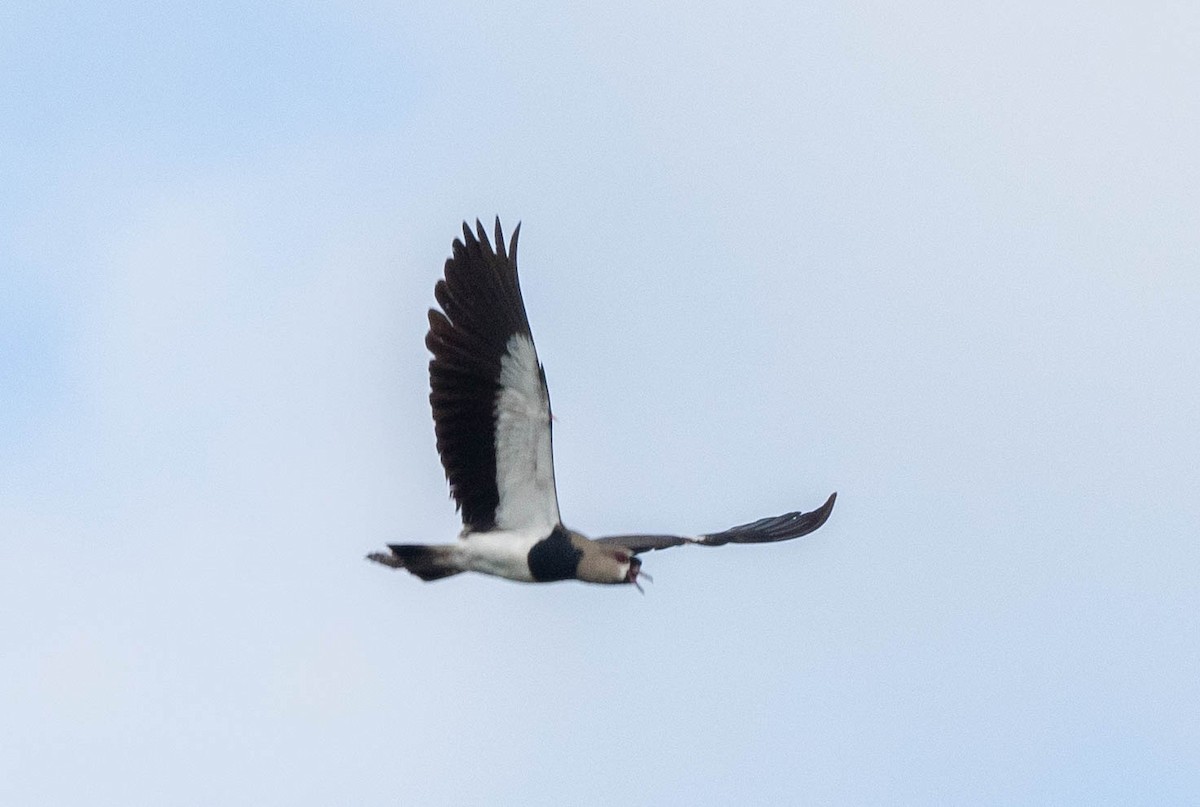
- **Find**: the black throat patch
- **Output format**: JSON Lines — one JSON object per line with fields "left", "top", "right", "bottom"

{"left": 527, "top": 526, "right": 583, "bottom": 582}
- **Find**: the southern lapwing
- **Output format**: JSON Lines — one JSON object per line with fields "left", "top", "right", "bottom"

{"left": 367, "top": 220, "right": 836, "bottom": 588}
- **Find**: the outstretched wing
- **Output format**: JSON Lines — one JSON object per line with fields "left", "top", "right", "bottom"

{"left": 426, "top": 219, "right": 561, "bottom": 533}
{"left": 594, "top": 492, "right": 836, "bottom": 554}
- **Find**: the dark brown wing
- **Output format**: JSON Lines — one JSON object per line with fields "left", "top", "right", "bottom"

{"left": 426, "top": 219, "right": 561, "bottom": 532}
{"left": 594, "top": 492, "right": 836, "bottom": 554}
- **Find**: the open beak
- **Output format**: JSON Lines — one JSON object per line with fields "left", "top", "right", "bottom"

{"left": 626, "top": 557, "right": 649, "bottom": 593}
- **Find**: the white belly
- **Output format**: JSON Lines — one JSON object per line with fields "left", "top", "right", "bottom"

{"left": 460, "top": 529, "right": 544, "bottom": 582}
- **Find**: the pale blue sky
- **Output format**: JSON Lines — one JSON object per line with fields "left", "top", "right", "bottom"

{"left": 3, "top": 2, "right": 1198, "bottom": 805}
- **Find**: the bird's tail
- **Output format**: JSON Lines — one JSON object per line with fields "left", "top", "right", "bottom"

{"left": 367, "top": 544, "right": 465, "bottom": 582}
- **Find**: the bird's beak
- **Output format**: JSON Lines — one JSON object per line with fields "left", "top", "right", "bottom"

{"left": 626, "top": 557, "right": 645, "bottom": 593}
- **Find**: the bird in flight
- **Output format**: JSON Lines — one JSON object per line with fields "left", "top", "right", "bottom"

{"left": 367, "top": 219, "right": 835, "bottom": 589}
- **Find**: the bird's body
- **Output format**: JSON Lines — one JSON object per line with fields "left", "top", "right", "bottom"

{"left": 368, "top": 219, "right": 835, "bottom": 588}
{"left": 383, "top": 529, "right": 542, "bottom": 583}
{"left": 459, "top": 529, "right": 543, "bottom": 582}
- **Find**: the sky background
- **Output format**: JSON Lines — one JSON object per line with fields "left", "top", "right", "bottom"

{"left": 3, "top": 1, "right": 1198, "bottom": 804}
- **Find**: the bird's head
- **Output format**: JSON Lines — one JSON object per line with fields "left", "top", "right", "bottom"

{"left": 577, "top": 544, "right": 647, "bottom": 590}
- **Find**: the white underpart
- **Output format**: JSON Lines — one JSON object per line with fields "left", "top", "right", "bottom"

{"left": 460, "top": 528, "right": 544, "bottom": 582}
{"left": 493, "top": 333, "right": 561, "bottom": 532}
